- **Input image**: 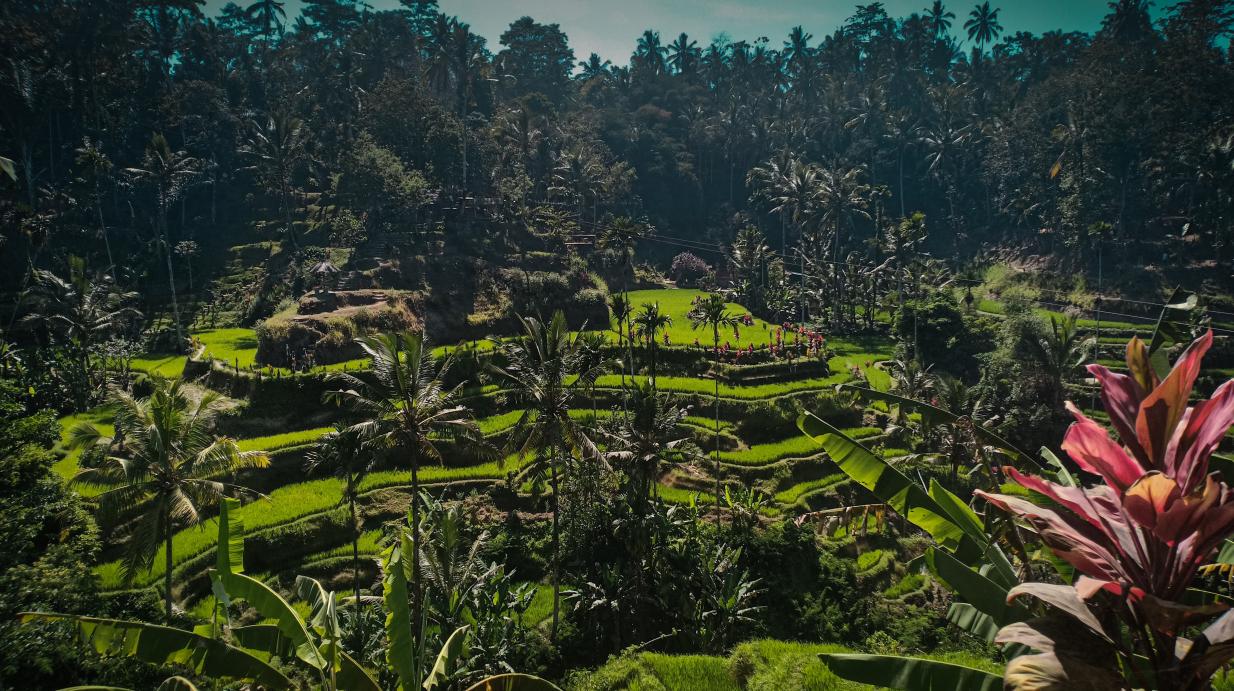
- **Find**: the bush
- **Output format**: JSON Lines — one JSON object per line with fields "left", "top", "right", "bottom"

{"left": 670, "top": 252, "right": 710, "bottom": 287}
{"left": 569, "top": 287, "right": 610, "bottom": 328}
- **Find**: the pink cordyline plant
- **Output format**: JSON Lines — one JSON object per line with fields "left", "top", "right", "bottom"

{"left": 977, "top": 332, "right": 1234, "bottom": 690}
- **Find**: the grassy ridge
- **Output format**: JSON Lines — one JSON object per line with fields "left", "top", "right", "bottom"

{"left": 96, "top": 455, "right": 533, "bottom": 589}
{"left": 719, "top": 427, "right": 880, "bottom": 466}
{"left": 574, "top": 639, "right": 1006, "bottom": 690}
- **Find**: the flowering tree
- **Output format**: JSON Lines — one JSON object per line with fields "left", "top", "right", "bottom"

{"left": 978, "top": 331, "right": 1234, "bottom": 690}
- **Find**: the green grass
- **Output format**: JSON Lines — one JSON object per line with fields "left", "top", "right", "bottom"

{"left": 235, "top": 427, "right": 333, "bottom": 452}
{"left": 719, "top": 428, "right": 879, "bottom": 467}
{"left": 655, "top": 485, "right": 718, "bottom": 506}
{"left": 96, "top": 454, "right": 533, "bottom": 589}
{"left": 51, "top": 406, "right": 115, "bottom": 490}
{"left": 194, "top": 328, "right": 262, "bottom": 368}
{"left": 592, "top": 370, "right": 858, "bottom": 400}
{"left": 773, "top": 473, "right": 847, "bottom": 504}
{"left": 130, "top": 354, "right": 189, "bottom": 378}
{"left": 575, "top": 639, "right": 1005, "bottom": 690}
{"left": 855, "top": 549, "right": 886, "bottom": 573}
{"left": 605, "top": 289, "right": 779, "bottom": 348}
{"left": 524, "top": 584, "right": 557, "bottom": 627}
{"left": 883, "top": 572, "right": 928, "bottom": 599}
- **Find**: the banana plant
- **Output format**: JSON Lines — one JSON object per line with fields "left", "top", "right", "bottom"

{"left": 24, "top": 497, "right": 561, "bottom": 691}
{"left": 210, "top": 498, "right": 380, "bottom": 691}
{"left": 794, "top": 415, "right": 1022, "bottom": 689}
{"left": 18, "top": 612, "right": 294, "bottom": 688}
{"left": 382, "top": 530, "right": 563, "bottom": 691}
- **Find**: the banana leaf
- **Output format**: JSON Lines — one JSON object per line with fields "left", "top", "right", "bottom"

{"left": 1148, "top": 287, "right": 1198, "bottom": 380}
{"left": 924, "top": 547, "right": 1029, "bottom": 626}
{"left": 462, "top": 674, "right": 564, "bottom": 691}
{"left": 819, "top": 653, "right": 1003, "bottom": 690}
{"left": 798, "top": 413, "right": 983, "bottom": 562}
{"left": 840, "top": 385, "right": 1037, "bottom": 465}
{"left": 19, "top": 613, "right": 290, "bottom": 689}
{"left": 216, "top": 497, "right": 245, "bottom": 575}
{"left": 214, "top": 499, "right": 327, "bottom": 672}
{"left": 424, "top": 625, "right": 469, "bottom": 690}
{"left": 384, "top": 536, "right": 417, "bottom": 691}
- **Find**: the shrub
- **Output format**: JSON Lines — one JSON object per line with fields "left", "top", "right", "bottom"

{"left": 670, "top": 252, "right": 710, "bottom": 287}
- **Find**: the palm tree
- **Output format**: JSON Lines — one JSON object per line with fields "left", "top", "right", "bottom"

{"left": 783, "top": 26, "right": 814, "bottom": 75}
{"left": 239, "top": 112, "right": 310, "bottom": 252}
{"left": 599, "top": 217, "right": 653, "bottom": 380}
{"left": 667, "top": 33, "right": 700, "bottom": 75}
{"left": 75, "top": 138, "right": 115, "bottom": 270}
{"left": 68, "top": 379, "right": 268, "bottom": 622}
{"left": 23, "top": 260, "right": 140, "bottom": 409}
{"left": 810, "top": 167, "right": 872, "bottom": 326}
{"left": 324, "top": 331, "right": 486, "bottom": 649}
{"left": 413, "top": 496, "right": 493, "bottom": 635}
{"left": 490, "top": 311, "right": 601, "bottom": 642}
{"left": 1025, "top": 313, "right": 1095, "bottom": 408}
{"left": 577, "top": 331, "right": 610, "bottom": 427}
{"left": 125, "top": 133, "right": 199, "bottom": 349}
{"left": 925, "top": 1, "right": 956, "bottom": 37}
{"left": 634, "top": 30, "right": 667, "bottom": 76}
{"left": 729, "top": 226, "right": 775, "bottom": 309}
{"left": 688, "top": 294, "right": 738, "bottom": 518}
{"left": 602, "top": 380, "right": 697, "bottom": 512}
{"left": 964, "top": 2, "right": 1003, "bottom": 54}
{"left": 305, "top": 423, "right": 377, "bottom": 654}
{"left": 609, "top": 293, "right": 632, "bottom": 394}
{"left": 244, "top": 0, "right": 285, "bottom": 39}
{"left": 632, "top": 302, "right": 672, "bottom": 385}
{"left": 918, "top": 113, "right": 971, "bottom": 236}
{"left": 578, "top": 53, "right": 612, "bottom": 81}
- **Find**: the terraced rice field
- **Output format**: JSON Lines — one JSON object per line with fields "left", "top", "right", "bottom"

{"left": 63, "top": 289, "right": 911, "bottom": 598}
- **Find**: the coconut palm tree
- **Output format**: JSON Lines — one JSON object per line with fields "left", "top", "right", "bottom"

{"left": 577, "top": 331, "right": 610, "bottom": 427}
{"left": 667, "top": 33, "right": 700, "bottom": 76}
{"left": 810, "top": 166, "right": 872, "bottom": 325}
{"left": 239, "top": 112, "right": 310, "bottom": 252}
{"left": 964, "top": 2, "right": 1003, "bottom": 54}
{"left": 632, "top": 302, "right": 672, "bottom": 385}
{"left": 600, "top": 217, "right": 652, "bottom": 380}
{"left": 578, "top": 53, "right": 612, "bottom": 81}
{"left": 729, "top": 226, "right": 775, "bottom": 309}
{"left": 68, "top": 379, "right": 268, "bottom": 622}
{"left": 753, "top": 156, "right": 818, "bottom": 254}
{"left": 305, "top": 423, "right": 377, "bottom": 654}
{"left": 244, "top": 0, "right": 285, "bottom": 39}
{"left": 688, "top": 294, "right": 739, "bottom": 517}
{"left": 602, "top": 380, "right": 697, "bottom": 513}
{"left": 925, "top": 1, "right": 956, "bottom": 37}
{"left": 125, "top": 133, "right": 199, "bottom": 349}
{"left": 1024, "top": 313, "right": 1095, "bottom": 408}
{"left": 324, "top": 331, "right": 487, "bottom": 649}
{"left": 609, "top": 293, "right": 632, "bottom": 393}
{"left": 23, "top": 260, "right": 140, "bottom": 409}
{"left": 634, "top": 30, "right": 667, "bottom": 76}
{"left": 75, "top": 138, "right": 116, "bottom": 270}
{"left": 490, "top": 311, "right": 601, "bottom": 642}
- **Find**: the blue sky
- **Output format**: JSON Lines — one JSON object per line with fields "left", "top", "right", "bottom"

{"left": 208, "top": 1, "right": 1124, "bottom": 64}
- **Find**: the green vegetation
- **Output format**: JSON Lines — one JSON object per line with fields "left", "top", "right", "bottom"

{"left": 7, "top": 0, "right": 1234, "bottom": 684}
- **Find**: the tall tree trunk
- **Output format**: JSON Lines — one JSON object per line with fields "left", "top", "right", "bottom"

{"left": 165, "top": 505, "right": 174, "bottom": 624}
{"left": 550, "top": 451, "right": 560, "bottom": 642}
{"left": 898, "top": 148, "right": 906, "bottom": 218}
{"left": 97, "top": 195, "right": 114, "bottom": 270}
{"left": 158, "top": 193, "right": 185, "bottom": 348}
{"left": 410, "top": 448, "right": 421, "bottom": 649}
{"left": 713, "top": 330, "right": 722, "bottom": 520}
{"left": 350, "top": 479, "right": 362, "bottom": 656}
